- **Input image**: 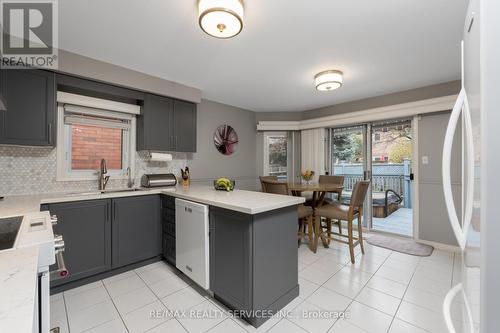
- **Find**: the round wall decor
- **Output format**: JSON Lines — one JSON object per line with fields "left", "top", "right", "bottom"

{"left": 214, "top": 125, "right": 238, "bottom": 155}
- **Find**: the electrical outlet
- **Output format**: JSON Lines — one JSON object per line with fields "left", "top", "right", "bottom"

{"left": 422, "top": 156, "right": 429, "bottom": 165}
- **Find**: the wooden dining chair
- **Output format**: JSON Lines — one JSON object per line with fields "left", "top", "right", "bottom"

{"left": 304, "top": 175, "right": 344, "bottom": 206}
{"left": 314, "top": 180, "right": 370, "bottom": 263}
{"left": 259, "top": 175, "right": 278, "bottom": 192}
{"left": 319, "top": 175, "right": 345, "bottom": 202}
{"left": 261, "top": 179, "right": 315, "bottom": 250}
{"left": 318, "top": 175, "right": 345, "bottom": 241}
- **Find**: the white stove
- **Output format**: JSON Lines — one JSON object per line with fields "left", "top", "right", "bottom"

{"left": 0, "top": 211, "right": 66, "bottom": 333}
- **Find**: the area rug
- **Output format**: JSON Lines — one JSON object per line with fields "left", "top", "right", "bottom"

{"left": 366, "top": 235, "right": 434, "bottom": 257}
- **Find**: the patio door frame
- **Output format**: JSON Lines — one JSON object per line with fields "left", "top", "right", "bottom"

{"left": 328, "top": 124, "right": 373, "bottom": 228}
{"left": 329, "top": 117, "right": 419, "bottom": 238}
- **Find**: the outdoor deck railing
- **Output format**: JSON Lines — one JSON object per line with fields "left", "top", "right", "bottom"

{"left": 342, "top": 174, "right": 404, "bottom": 194}
{"left": 334, "top": 161, "right": 412, "bottom": 208}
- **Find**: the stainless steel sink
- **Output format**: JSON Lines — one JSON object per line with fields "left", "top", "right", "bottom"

{"left": 66, "top": 188, "right": 145, "bottom": 196}
{"left": 66, "top": 191, "right": 103, "bottom": 196}
{"left": 102, "top": 188, "right": 145, "bottom": 194}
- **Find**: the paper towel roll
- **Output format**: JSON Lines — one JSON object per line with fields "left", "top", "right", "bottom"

{"left": 149, "top": 152, "right": 173, "bottom": 162}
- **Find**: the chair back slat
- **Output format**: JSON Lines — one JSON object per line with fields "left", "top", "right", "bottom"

{"left": 350, "top": 180, "right": 370, "bottom": 210}
{"left": 259, "top": 176, "right": 278, "bottom": 192}
{"left": 261, "top": 179, "right": 289, "bottom": 195}
{"left": 319, "top": 175, "right": 344, "bottom": 186}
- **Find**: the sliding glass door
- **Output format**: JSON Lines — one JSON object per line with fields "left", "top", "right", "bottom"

{"left": 370, "top": 120, "right": 413, "bottom": 236}
{"left": 329, "top": 119, "right": 414, "bottom": 236}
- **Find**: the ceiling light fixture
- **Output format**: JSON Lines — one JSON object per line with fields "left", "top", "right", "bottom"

{"left": 198, "top": 0, "right": 244, "bottom": 39}
{"left": 314, "top": 70, "right": 343, "bottom": 91}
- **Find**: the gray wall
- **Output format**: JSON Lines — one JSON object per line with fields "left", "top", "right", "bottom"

{"left": 58, "top": 50, "right": 202, "bottom": 103}
{"left": 255, "top": 111, "right": 303, "bottom": 122}
{"left": 417, "top": 111, "right": 462, "bottom": 246}
{"left": 302, "top": 81, "right": 460, "bottom": 119}
{"left": 254, "top": 81, "right": 460, "bottom": 121}
{"left": 188, "top": 99, "right": 258, "bottom": 191}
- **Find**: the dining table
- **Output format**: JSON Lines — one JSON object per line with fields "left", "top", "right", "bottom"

{"left": 288, "top": 182, "right": 344, "bottom": 252}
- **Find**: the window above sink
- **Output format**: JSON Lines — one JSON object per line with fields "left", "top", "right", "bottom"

{"left": 56, "top": 92, "right": 140, "bottom": 182}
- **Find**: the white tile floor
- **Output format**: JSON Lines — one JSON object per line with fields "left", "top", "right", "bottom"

{"left": 50, "top": 238, "right": 466, "bottom": 333}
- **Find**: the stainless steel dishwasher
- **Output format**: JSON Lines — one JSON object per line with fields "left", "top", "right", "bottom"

{"left": 175, "top": 198, "right": 210, "bottom": 289}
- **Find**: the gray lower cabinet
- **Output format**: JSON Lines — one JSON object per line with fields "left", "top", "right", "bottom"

{"left": 137, "top": 93, "right": 197, "bottom": 152}
{"left": 0, "top": 69, "right": 56, "bottom": 146}
{"left": 112, "top": 195, "right": 162, "bottom": 268}
{"left": 41, "top": 200, "right": 112, "bottom": 287}
{"left": 42, "top": 195, "right": 163, "bottom": 289}
{"left": 210, "top": 207, "right": 252, "bottom": 311}
{"left": 210, "top": 205, "right": 299, "bottom": 327}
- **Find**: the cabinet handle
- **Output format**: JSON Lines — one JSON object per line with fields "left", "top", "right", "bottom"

{"left": 48, "top": 123, "right": 52, "bottom": 144}
{"left": 175, "top": 136, "right": 178, "bottom": 149}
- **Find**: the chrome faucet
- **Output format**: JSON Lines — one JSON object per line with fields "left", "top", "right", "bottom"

{"left": 99, "top": 159, "right": 110, "bottom": 191}
{"left": 126, "top": 166, "right": 134, "bottom": 188}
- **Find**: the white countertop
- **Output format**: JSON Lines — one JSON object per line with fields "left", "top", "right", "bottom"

{"left": 164, "top": 185, "right": 305, "bottom": 214}
{"left": 0, "top": 187, "right": 171, "bottom": 218}
{"left": 0, "top": 246, "right": 39, "bottom": 333}
{"left": 0, "top": 185, "right": 304, "bottom": 217}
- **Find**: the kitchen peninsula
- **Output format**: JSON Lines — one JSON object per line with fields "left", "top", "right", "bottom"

{"left": 0, "top": 185, "right": 304, "bottom": 328}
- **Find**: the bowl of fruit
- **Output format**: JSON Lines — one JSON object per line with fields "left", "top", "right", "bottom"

{"left": 301, "top": 170, "right": 315, "bottom": 184}
{"left": 214, "top": 177, "right": 235, "bottom": 191}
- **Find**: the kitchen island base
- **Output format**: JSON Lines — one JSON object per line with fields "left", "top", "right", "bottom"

{"left": 209, "top": 205, "right": 299, "bottom": 327}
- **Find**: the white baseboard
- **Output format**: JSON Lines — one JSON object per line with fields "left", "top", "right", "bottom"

{"left": 415, "top": 239, "right": 461, "bottom": 253}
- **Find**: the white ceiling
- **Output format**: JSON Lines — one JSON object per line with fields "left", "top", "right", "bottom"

{"left": 59, "top": 0, "right": 467, "bottom": 112}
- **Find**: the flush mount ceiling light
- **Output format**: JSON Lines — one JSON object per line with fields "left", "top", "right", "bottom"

{"left": 314, "top": 70, "right": 343, "bottom": 91}
{"left": 198, "top": 0, "right": 244, "bottom": 39}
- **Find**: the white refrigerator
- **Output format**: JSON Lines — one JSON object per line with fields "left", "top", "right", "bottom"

{"left": 442, "top": 0, "right": 500, "bottom": 331}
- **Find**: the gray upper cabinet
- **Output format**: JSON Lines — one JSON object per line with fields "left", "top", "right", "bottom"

{"left": 112, "top": 195, "right": 162, "bottom": 268}
{"left": 137, "top": 93, "right": 197, "bottom": 152}
{"left": 137, "top": 94, "right": 174, "bottom": 151}
{"left": 0, "top": 69, "right": 56, "bottom": 146}
{"left": 173, "top": 100, "right": 197, "bottom": 152}
{"left": 42, "top": 199, "right": 112, "bottom": 287}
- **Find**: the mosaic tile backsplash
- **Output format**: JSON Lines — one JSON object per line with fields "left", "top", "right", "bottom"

{"left": 0, "top": 146, "right": 188, "bottom": 196}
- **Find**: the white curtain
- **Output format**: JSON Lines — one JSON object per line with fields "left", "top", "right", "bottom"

{"left": 301, "top": 128, "right": 326, "bottom": 182}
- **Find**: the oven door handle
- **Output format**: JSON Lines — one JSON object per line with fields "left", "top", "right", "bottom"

{"left": 50, "top": 251, "right": 69, "bottom": 280}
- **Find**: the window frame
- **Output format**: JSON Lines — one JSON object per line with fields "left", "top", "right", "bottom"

{"left": 263, "top": 131, "right": 288, "bottom": 180}
{"left": 56, "top": 93, "right": 138, "bottom": 182}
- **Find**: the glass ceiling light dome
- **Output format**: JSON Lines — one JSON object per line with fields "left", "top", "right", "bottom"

{"left": 314, "top": 70, "right": 343, "bottom": 91}
{"left": 198, "top": 0, "right": 244, "bottom": 39}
